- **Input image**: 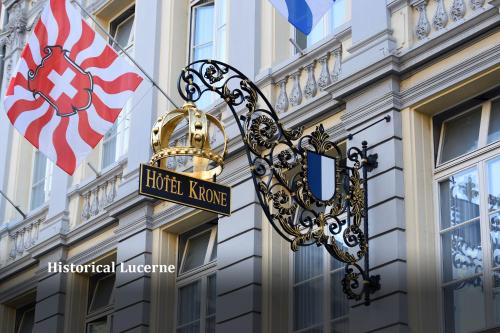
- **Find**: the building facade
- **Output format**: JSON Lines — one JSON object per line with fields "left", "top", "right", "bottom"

{"left": 0, "top": 0, "right": 499, "bottom": 332}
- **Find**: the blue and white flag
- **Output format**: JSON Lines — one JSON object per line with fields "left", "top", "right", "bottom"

{"left": 269, "top": 0, "right": 334, "bottom": 35}
{"left": 307, "top": 151, "right": 336, "bottom": 201}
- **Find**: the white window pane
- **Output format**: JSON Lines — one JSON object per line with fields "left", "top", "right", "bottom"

{"left": 102, "top": 136, "right": 117, "bottom": 169}
{"left": 293, "top": 277, "right": 323, "bottom": 331}
{"left": 331, "top": 0, "right": 348, "bottom": 30}
{"left": 439, "top": 168, "right": 480, "bottom": 229}
{"left": 443, "top": 277, "right": 485, "bottom": 333}
{"left": 31, "top": 184, "right": 45, "bottom": 210}
{"left": 307, "top": 17, "right": 326, "bottom": 47}
{"left": 113, "top": 15, "right": 134, "bottom": 51}
{"left": 294, "top": 244, "right": 323, "bottom": 282}
{"left": 31, "top": 152, "right": 52, "bottom": 210}
{"left": 441, "top": 221, "right": 482, "bottom": 282}
{"left": 87, "top": 319, "right": 107, "bottom": 333}
{"left": 33, "top": 152, "right": 47, "bottom": 183}
{"left": 194, "top": 43, "right": 214, "bottom": 62}
{"left": 182, "top": 231, "right": 211, "bottom": 273}
{"left": 439, "top": 107, "right": 482, "bottom": 163}
{"left": 488, "top": 100, "right": 500, "bottom": 144}
{"left": 177, "top": 281, "right": 201, "bottom": 326}
{"left": 102, "top": 107, "right": 131, "bottom": 169}
{"left": 194, "top": 5, "right": 214, "bottom": 46}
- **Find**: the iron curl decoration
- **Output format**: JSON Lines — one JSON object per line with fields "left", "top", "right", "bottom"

{"left": 177, "top": 59, "right": 381, "bottom": 305}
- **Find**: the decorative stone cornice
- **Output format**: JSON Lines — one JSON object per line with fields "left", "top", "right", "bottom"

{"left": 0, "top": 2, "right": 28, "bottom": 55}
{"left": 400, "top": 44, "right": 500, "bottom": 108}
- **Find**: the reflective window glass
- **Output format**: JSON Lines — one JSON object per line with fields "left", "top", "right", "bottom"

{"left": 181, "top": 231, "right": 211, "bottom": 273}
{"left": 443, "top": 277, "right": 485, "bottom": 333}
{"left": 439, "top": 107, "right": 482, "bottom": 163}
{"left": 177, "top": 281, "right": 201, "bottom": 333}
{"left": 439, "top": 168, "right": 480, "bottom": 229}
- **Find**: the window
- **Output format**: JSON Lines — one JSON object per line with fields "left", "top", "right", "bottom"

{"left": 176, "top": 224, "right": 217, "bottom": 333}
{"left": 435, "top": 95, "right": 500, "bottom": 332}
{"left": 189, "top": 0, "right": 227, "bottom": 108}
{"left": 292, "top": 244, "right": 349, "bottom": 333}
{"left": 295, "top": 0, "right": 349, "bottom": 51}
{"left": 86, "top": 272, "right": 116, "bottom": 333}
{"left": 437, "top": 98, "right": 499, "bottom": 164}
{"left": 15, "top": 304, "right": 35, "bottom": 333}
{"left": 30, "top": 150, "right": 53, "bottom": 210}
{"left": 101, "top": 9, "right": 135, "bottom": 169}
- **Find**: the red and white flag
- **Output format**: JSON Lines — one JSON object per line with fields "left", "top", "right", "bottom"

{"left": 3, "top": 0, "right": 143, "bottom": 174}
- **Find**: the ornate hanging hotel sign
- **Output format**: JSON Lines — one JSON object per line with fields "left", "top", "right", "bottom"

{"left": 139, "top": 102, "right": 231, "bottom": 216}
{"left": 139, "top": 59, "right": 391, "bottom": 304}
{"left": 139, "top": 164, "right": 231, "bottom": 216}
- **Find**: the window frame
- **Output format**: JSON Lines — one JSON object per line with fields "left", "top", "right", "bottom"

{"left": 188, "top": 0, "right": 227, "bottom": 63}
{"left": 436, "top": 99, "right": 497, "bottom": 167}
{"left": 29, "top": 150, "right": 53, "bottom": 211}
{"left": 175, "top": 224, "right": 218, "bottom": 333}
{"left": 433, "top": 96, "right": 500, "bottom": 333}
{"left": 85, "top": 273, "right": 116, "bottom": 333}
{"left": 293, "top": 0, "right": 350, "bottom": 53}
{"left": 100, "top": 6, "right": 136, "bottom": 170}
{"left": 15, "top": 305, "right": 35, "bottom": 333}
{"left": 289, "top": 242, "right": 349, "bottom": 333}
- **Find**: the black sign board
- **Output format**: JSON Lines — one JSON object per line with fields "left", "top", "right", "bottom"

{"left": 139, "top": 164, "right": 231, "bottom": 216}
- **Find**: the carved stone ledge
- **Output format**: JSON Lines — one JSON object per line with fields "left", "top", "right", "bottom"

{"left": 0, "top": 2, "right": 28, "bottom": 55}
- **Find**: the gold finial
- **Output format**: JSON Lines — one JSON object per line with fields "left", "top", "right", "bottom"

{"left": 150, "top": 102, "right": 227, "bottom": 180}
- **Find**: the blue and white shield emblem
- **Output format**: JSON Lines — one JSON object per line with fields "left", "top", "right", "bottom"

{"left": 307, "top": 151, "right": 336, "bottom": 201}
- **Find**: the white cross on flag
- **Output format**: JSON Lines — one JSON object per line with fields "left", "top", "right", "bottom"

{"left": 3, "top": 0, "right": 144, "bottom": 174}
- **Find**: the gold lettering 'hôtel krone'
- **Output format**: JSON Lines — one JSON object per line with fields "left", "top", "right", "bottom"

{"left": 143, "top": 167, "right": 228, "bottom": 208}
{"left": 145, "top": 168, "right": 184, "bottom": 195}
{"left": 138, "top": 102, "right": 231, "bottom": 216}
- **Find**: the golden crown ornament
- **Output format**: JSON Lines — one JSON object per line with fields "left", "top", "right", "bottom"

{"left": 150, "top": 102, "right": 227, "bottom": 180}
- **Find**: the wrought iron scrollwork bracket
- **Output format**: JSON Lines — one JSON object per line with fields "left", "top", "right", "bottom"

{"left": 177, "top": 59, "right": 381, "bottom": 305}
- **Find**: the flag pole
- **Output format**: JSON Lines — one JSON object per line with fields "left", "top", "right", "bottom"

{"left": 71, "top": 0, "right": 180, "bottom": 109}
{"left": 0, "top": 190, "right": 26, "bottom": 219}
